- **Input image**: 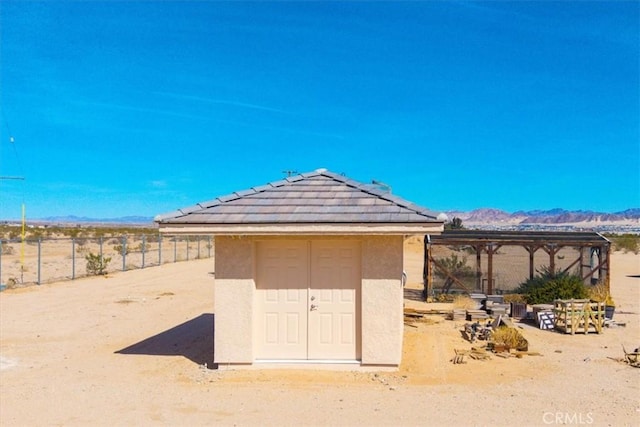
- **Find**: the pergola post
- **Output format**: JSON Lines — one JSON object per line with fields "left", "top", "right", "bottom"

{"left": 548, "top": 243, "right": 557, "bottom": 272}
{"left": 424, "top": 235, "right": 432, "bottom": 301}
{"left": 475, "top": 244, "right": 482, "bottom": 290}
{"left": 603, "top": 243, "right": 611, "bottom": 292}
{"left": 526, "top": 245, "right": 536, "bottom": 279}
{"left": 487, "top": 243, "right": 495, "bottom": 295}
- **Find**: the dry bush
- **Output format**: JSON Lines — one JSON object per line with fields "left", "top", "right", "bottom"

{"left": 452, "top": 295, "right": 477, "bottom": 310}
{"left": 491, "top": 326, "right": 528, "bottom": 351}
{"left": 503, "top": 293, "right": 526, "bottom": 304}
{"left": 5, "top": 277, "right": 19, "bottom": 289}
{"left": 589, "top": 283, "right": 615, "bottom": 306}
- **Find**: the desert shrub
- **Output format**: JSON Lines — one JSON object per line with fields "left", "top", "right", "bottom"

{"left": 491, "top": 326, "right": 528, "bottom": 351}
{"left": 85, "top": 252, "right": 111, "bottom": 276}
{"left": 503, "top": 293, "right": 526, "bottom": 304}
{"left": 5, "top": 277, "right": 19, "bottom": 289}
{"left": 514, "top": 267, "right": 588, "bottom": 305}
{"left": 146, "top": 234, "right": 160, "bottom": 243}
{"left": 589, "top": 283, "right": 615, "bottom": 306}
{"left": 1, "top": 244, "right": 14, "bottom": 255}
{"left": 113, "top": 243, "right": 130, "bottom": 256}
{"left": 452, "top": 295, "right": 477, "bottom": 309}
{"left": 609, "top": 234, "right": 639, "bottom": 254}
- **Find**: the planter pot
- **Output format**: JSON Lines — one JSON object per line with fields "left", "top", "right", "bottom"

{"left": 605, "top": 305, "right": 615, "bottom": 320}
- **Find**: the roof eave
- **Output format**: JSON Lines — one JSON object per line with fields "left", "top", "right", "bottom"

{"left": 157, "top": 222, "right": 445, "bottom": 236}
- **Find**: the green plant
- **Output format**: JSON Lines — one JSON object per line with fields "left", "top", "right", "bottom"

{"left": 85, "top": 252, "right": 111, "bottom": 276}
{"left": 434, "top": 254, "right": 475, "bottom": 293}
{"left": 514, "top": 266, "right": 589, "bottom": 305}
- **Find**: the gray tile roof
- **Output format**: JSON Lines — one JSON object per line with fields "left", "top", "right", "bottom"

{"left": 155, "top": 169, "right": 442, "bottom": 225}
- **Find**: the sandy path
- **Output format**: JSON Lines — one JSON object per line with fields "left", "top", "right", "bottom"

{"left": 1, "top": 251, "right": 639, "bottom": 426}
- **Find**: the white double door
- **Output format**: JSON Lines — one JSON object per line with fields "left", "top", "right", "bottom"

{"left": 255, "top": 240, "right": 361, "bottom": 360}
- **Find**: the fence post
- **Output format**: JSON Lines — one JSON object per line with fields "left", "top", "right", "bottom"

{"left": 158, "top": 233, "right": 162, "bottom": 265}
{"left": 197, "top": 237, "right": 201, "bottom": 259}
{"left": 186, "top": 237, "right": 190, "bottom": 261}
{"left": 99, "top": 237, "right": 103, "bottom": 269}
{"left": 37, "top": 238, "right": 42, "bottom": 285}
{"left": 208, "top": 236, "right": 212, "bottom": 258}
{"left": 141, "top": 235, "right": 146, "bottom": 269}
{"left": 72, "top": 238, "right": 76, "bottom": 280}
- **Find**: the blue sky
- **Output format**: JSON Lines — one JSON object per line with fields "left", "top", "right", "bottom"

{"left": 0, "top": 1, "right": 638, "bottom": 220}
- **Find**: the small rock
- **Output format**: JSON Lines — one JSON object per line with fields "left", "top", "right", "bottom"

{"left": 389, "top": 386, "right": 396, "bottom": 391}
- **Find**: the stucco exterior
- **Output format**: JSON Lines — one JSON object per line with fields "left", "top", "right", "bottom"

{"left": 213, "top": 235, "right": 405, "bottom": 367}
{"left": 157, "top": 169, "right": 444, "bottom": 369}
{"left": 361, "top": 236, "right": 404, "bottom": 365}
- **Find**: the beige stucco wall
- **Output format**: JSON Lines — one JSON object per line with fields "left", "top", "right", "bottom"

{"left": 361, "top": 236, "right": 404, "bottom": 365}
{"left": 213, "top": 234, "right": 405, "bottom": 367}
{"left": 214, "top": 236, "right": 254, "bottom": 364}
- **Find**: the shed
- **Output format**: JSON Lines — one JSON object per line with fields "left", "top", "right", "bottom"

{"left": 155, "top": 169, "right": 444, "bottom": 368}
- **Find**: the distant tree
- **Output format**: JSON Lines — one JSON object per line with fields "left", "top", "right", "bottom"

{"left": 445, "top": 217, "right": 464, "bottom": 230}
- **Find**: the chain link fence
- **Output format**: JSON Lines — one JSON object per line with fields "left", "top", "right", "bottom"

{"left": 0, "top": 234, "right": 214, "bottom": 287}
{"left": 428, "top": 244, "right": 596, "bottom": 296}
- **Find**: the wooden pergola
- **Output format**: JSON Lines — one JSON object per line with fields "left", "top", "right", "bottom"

{"left": 424, "top": 230, "right": 611, "bottom": 296}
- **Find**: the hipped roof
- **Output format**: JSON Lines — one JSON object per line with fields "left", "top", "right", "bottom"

{"left": 155, "top": 169, "right": 444, "bottom": 234}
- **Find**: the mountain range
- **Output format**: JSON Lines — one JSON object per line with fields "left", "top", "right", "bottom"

{"left": 5, "top": 208, "right": 640, "bottom": 231}
{"left": 444, "top": 208, "right": 640, "bottom": 230}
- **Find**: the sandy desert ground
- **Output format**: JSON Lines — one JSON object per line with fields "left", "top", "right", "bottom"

{"left": 0, "top": 242, "right": 638, "bottom": 426}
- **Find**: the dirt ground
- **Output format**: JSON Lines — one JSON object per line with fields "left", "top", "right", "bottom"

{"left": 0, "top": 242, "right": 638, "bottom": 426}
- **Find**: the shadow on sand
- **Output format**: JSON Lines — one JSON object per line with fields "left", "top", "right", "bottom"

{"left": 116, "top": 313, "right": 216, "bottom": 369}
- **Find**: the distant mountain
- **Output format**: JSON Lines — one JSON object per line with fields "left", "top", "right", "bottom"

{"left": 444, "top": 208, "right": 640, "bottom": 231}
{"left": 7, "top": 208, "right": 639, "bottom": 231}
{"left": 36, "top": 215, "right": 154, "bottom": 225}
